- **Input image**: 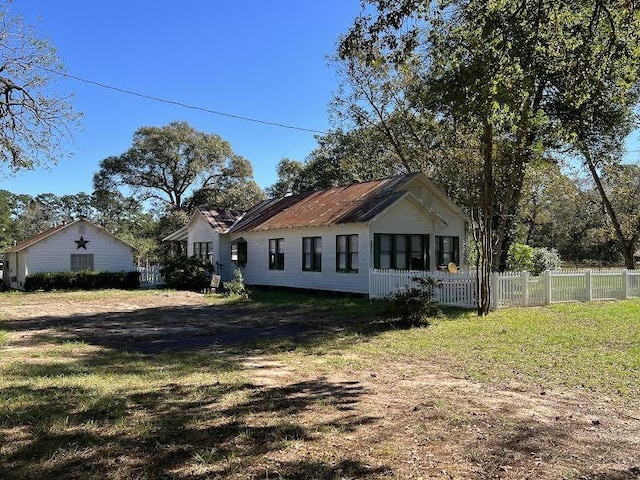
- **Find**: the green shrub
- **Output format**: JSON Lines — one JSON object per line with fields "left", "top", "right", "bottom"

{"left": 24, "top": 271, "right": 140, "bottom": 292}
{"left": 506, "top": 243, "right": 562, "bottom": 275}
{"left": 386, "top": 276, "right": 441, "bottom": 328}
{"left": 532, "top": 247, "right": 562, "bottom": 275}
{"left": 161, "top": 255, "right": 214, "bottom": 291}
{"left": 507, "top": 242, "right": 534, "bottom": 272}
{"left": 221, "top": 268, "right": 249, "bottom": 298}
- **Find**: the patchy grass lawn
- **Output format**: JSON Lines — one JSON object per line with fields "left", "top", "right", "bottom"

{"left": 0, "top": 289, "right": 638, "bottom": 479}
{"left": 354, "top": 302, "right": 640, "bottom": 398}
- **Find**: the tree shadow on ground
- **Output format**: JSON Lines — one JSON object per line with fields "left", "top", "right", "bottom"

{"left": 0, "top": 289, "right": 477, "bottom": 478}
{"left": 0, "top": 346, "right": 387, "bottom": 479}
{"left": 1, "top": 287, "right": 475, "bottom": 355}
{"left": 451, "top": 401, "right": 640, "bottom": 479}
{"left": 1, "top": 295, "right": 394, "bottom": 354}
{"left": 252, "top": 459, "right": 393, "bottom": 479}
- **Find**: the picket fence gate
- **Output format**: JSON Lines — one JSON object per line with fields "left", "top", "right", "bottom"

{"left": 369, "top": 268, "right": 640, "bottom": 310}
{"left": 137, "top": 264, "right": 165, "bottom": 287}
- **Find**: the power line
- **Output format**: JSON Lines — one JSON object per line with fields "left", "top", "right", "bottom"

{"left": 38, "top": 66, "right": 327, "bottom": 135}
{"left": 37, "top": 66, "right": 640, "bottom": 149}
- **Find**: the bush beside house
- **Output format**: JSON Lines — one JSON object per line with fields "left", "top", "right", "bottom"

{"left": 24, "top": 271, "right": 140, "bottom": 291}
{"left": 161, "top": 256, "right": 214, "bottom": 291}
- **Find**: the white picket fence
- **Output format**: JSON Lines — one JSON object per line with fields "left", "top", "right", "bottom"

{"left": 137, "top": 264, "right": 165, "bottom": 286}
{"left": 369, "top": 269, "right": 477, "bottom": 308}
{"left": 369, "top": 268, "right": 640, "bottom": 309}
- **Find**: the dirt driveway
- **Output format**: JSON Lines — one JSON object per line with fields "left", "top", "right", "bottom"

{"left": 0, "top": 290, "right": 333, "bottom": 353}
{"left": 1, "top": 290, "right": 638, "bottom": 479}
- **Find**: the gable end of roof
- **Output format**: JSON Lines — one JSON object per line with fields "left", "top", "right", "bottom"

{"left": 3, "top": 220, "right": 135, "bottom": 253}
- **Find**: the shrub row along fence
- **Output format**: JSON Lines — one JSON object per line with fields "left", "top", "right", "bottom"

{"left": 369, "top": 268, "right": 640, "bottom": 309}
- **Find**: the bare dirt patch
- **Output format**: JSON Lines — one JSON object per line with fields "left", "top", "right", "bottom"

{"left": 0, "top": 290, "right": 638, "bottom": 479}
{"left": 0, "top": 290, "right": 328, "bottom": 351}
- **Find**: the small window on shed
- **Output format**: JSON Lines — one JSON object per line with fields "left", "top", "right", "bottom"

{"left": 71, "top": 254, "right": 94, "bottom": 271}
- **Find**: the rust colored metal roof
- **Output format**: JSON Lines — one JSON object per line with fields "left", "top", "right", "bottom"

{"left": 200, "top": 209, "right": 244, "bottom": 233}
{"left": 229, "top": 173, "right": 420, "bottom": 233}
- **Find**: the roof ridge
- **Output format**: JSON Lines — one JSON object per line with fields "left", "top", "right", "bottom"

{"left": 228, "top": 173, "right": 424, "bottom": 233}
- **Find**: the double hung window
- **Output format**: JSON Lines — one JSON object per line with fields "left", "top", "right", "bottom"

{"left": 302, "top": 237, "right": 322, "bottom": 271}
{"left": 269, "top": 238, "right": 285, "bottom": 270}
{"left": 71, "top": 254, "right": 94, "bottom": 271}
{"left": 374, "top": 234, "right": 429, "bottom": 270}
{"left": 230, "top": 238, "right": 247, "bottom": 266}
{"left": 193, "top": 242, "right": 212, "bottom": 262}
{"left": 336, "top": 234, "right": 358, "bottom": 273}
{"left": 435, "top": 236, "right": 460, "bottom": 267}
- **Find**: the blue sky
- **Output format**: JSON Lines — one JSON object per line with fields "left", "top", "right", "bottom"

{"left": 0, "top": 1, "right": 363, "bottom": 197}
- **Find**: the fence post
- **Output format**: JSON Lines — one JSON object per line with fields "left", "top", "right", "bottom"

{"left": 522, "top": 271, "right": 529, "bottom": 307}
{"left": 544, "top": 270, "right": 552, "bottom": 305}
{"left": 622, "top": 269, "right": 629, "bottom": 300}
{"left": 490, "top": 272, "right": 499, "bottom": 311}
{"left": 586, "top": 270, "right": 593, "bottom": 302}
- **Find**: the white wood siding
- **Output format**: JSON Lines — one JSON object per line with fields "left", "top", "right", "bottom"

{"left": 187, "top": 214, "right": 222, "bottom": 266}
{"left": 227, "top": 194, "right": 467, "bottom": 295}
{"left": 229, "top": 224, "right": 370, "bottom": 294}
{"left": 217, "top": 235, "right": 234, "bottom": 280}
{"left": 221, "top": 179, "right": 467, "bottom": 296}
{"left": 9, "top": 252, "right": 27, "bottom": 288}
{"left": 370, "top": 194, "right": 467, "bottom": 270}
{"left": 403, "top": 175, "right": 466, "bottom": 225}
{"left": 17, "top": 222, "right": 134, "bottom": 286}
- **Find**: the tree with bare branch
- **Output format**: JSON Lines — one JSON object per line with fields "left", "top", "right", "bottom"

{"left": 0, "top": 3, "right": 81, "bottom": 173}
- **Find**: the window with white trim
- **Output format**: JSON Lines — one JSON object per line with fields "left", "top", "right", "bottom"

{"left": 269, "top": 238, "right": 285, "bottom": 270}
{"left": 336, "top": 234, "right": 358, "bottom": 272}
{"left": 302, "top": 237, "right": 322, "bottom": 271}
{"left": 435, "top": 236, "right": 460, "bottom": 267}
{"left": 230, "top": 238, "right": 247, "bottom": 266}
{"left": 374, "top": 234, "right": 429, "bottom": 270}
{"left": 193, "top": 242, "right": 213, "bottom": 262}
{"left": 71, "top": 254, "right": 94, "bottom": 271}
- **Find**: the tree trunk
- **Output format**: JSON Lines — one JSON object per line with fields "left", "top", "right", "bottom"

{"left": 475, "top": 119, "right": 495, "bottom": 316}
{"left": 581, "top": 145, "right": 637, "bottom": 270}
{"left": 622, "top": 244, "right": 636, "bottom": 270}
{"left": 493, "top": 82, "right": 545, "bottom": 271}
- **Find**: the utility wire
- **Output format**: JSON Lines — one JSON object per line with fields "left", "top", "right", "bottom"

{"left": 38, "top": 66, "right": 327, "bottom": 135}
{"left": 35, "top": 66, "right": 640, "bottom": 154}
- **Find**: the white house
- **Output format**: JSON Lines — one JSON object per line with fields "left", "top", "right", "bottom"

{"left": 162, "top": 209, "right": 243, "bottom": 280}
{"left": 2, "top": 219, "right": 136, "bottom": 290}
{"left": 165, "top": 172, "right": 469, "bottom": 296}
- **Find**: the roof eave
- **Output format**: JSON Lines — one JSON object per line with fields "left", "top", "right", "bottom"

{"left": 162, "top": 225, "right": 189, "bottom": 242}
